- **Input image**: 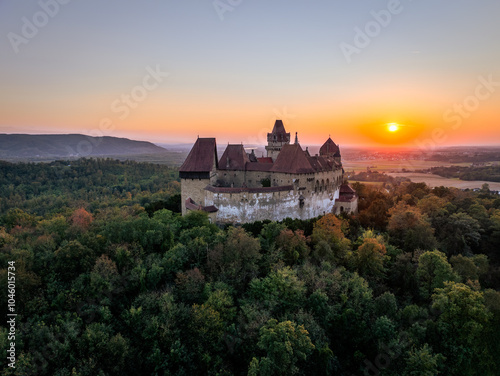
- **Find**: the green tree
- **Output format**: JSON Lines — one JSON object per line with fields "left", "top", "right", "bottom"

{"left": 207, "top": 227, "right": 261, "bottom": 291}
{"left": 450, "top": 254, "right": 489, "bottom": 284}
{"left": 431, "top": 282, "right": 492, "bottom": 375}
{"left": 436, "top": 212, "right": 481, "bottom": 256}
{"left": 403, "top": 344, "right": 445, "bottom": 376}
{"left": 416, "top": 250, "right": 458, "bottom": 299}
{"left": 248, "top": 319, "right": 314, "bottom": 376}
{"left": 79, "top": 323, "right": 129, "bottom": 375}
{"left": 249, "top": 267, "right": 306, "bottom": 315}
{"left": 54, "top": 240, "right": 96, "bottom": 281}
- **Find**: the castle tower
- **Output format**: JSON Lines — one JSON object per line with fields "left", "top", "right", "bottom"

{"left": 319, "top": 137, "right": 341, "bottom": 164}
{"left": 265, "top": 120, "right": 290, "bottom": 161}
{"left": 179, "top": 137, "right": 218, "bottom": 215}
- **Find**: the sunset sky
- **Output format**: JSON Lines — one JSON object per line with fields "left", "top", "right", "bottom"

{"left": 1, "top": 1, "right": 499, "bottom": 148}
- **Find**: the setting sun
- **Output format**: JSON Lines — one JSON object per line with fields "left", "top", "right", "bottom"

{"left": 388, "top": 123, "right": 399, "bottom": 132}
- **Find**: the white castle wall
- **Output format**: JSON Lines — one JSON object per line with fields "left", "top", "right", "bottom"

{"left": 204, "top": 188, "right": 340, "bottom": 224}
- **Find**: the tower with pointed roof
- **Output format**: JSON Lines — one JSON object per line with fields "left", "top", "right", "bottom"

{"left": 319, "top": 137, "right": 341, "bottom": 163}
{"left": 265, "top": 120, "right": 290, "bottom": 161}
{"left": 179, "top": 137, "right": 219, "bottom": 216}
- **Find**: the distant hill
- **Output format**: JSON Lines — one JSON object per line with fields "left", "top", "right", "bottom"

{"left": 0, "top": 134, "right": 167, "bottom": 161}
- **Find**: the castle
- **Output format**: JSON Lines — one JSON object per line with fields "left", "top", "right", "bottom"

{"left": 179, "top": 120, "right": 357, "bottom": 224}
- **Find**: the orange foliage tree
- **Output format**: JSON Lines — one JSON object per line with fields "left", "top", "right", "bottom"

{"left": 69, "top": 208, "right": 93, "bottom": 231}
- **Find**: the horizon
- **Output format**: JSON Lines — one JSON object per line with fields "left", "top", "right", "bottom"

{"left": 2, "top": 131, "right": 500, "bottom": 151}
{"left": 1, "top": 1, "right": 499, "bottom": 148}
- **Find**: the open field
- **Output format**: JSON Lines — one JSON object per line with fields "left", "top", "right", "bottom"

{"left": 386, "top": 172, "right": 500, "bottom": 190}
{"left": 342, "top": 159, "right": 472, "bottom": 173}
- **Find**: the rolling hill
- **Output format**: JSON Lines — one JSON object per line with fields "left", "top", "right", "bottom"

{"left": 0, "top": 134, "right": 167, "bottom": 161}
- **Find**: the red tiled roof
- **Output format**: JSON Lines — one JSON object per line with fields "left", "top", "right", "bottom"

{"left": 245, "top": 162, "right": 274, "bottom": 172}
{"left": 267, "top": 120, "right": 290, "bottom": 143}
{"left": 271, "top": 144, "right": 316, "bottom": 174}
{"left": 319, "top": 137, "right": 339, "bottom": 156}
{"left": 179, "top": 138, "right": 218, "bottom": 173}
{"left": 337, "top": 184, "right": 357, "bottom": 202}
{"left": 185, "top": 198, "right": 219, "bottom": 213}
{"left": 307, "top": 155, "right": 332, "bottom": 172}
{"left": 219, "top": 144, "right": 250, "bottom": 170}
{"left": 340, "top": 184, "right": 356, "bottom": 194}
{"left": 257, "top": 157, "right": 273, "bottom": 164}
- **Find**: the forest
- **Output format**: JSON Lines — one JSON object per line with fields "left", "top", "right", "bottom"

{"left": 424, "top": 165, "right": 500, "bottom": 183}
{"left": 1, "top": 158, "right": 500, "bottom": 375}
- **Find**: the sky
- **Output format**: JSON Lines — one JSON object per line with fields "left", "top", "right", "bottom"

{"left": 1, "top": 0, "right": 499, "bottom": 148}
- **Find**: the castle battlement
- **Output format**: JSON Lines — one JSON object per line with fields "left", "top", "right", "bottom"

{"left": 179, "top": 120, "right": 357, "bottom": 224}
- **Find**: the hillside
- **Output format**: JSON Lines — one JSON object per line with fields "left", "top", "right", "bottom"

{"left": 0, "top": 134, "right": 167, "bottom": 161}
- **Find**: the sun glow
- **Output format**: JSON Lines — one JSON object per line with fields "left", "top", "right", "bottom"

{"left": 388, "top": 123, "right": 399, "bottom": 132}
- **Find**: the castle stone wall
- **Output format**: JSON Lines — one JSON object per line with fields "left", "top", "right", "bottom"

{"left": 333, "top": 199, "right": 358, "bottom": 215}
{"left": 181, "top": 178, "right": 210, "bottom": 215}
{"left": 205, "top": 187, "right": 340, "bottom": 224}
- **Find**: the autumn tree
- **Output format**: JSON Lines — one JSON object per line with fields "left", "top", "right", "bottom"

{"left": 388, "top": 202, "right": 437, "bottom": 253}
{"left": 311, "top": 214, "right": 350, "bottom": 264}
{"left": 417, "top": 194, "right": 448, "bottom": 219}
{"left": 350, "top": 235, "right": 387, "bottom": 279}
{"left": 69, "top": 208, "right": 93, "bottom": 232}
{"left": 275, "top": 229, "right": 309, "bottom": 266}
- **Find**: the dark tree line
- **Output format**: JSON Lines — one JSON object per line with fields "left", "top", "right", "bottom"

{"left": 424, "top": 165, "right": 500, "bottom": 183}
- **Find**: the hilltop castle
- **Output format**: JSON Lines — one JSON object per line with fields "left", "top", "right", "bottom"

{"left": 179, "top": 120, "right": 357, "bottom": 224}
